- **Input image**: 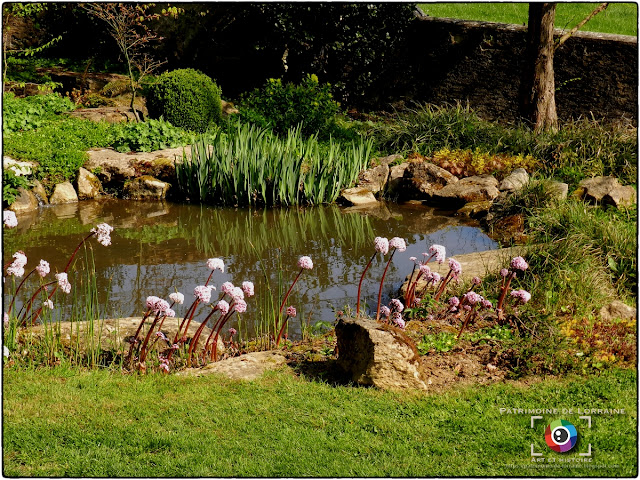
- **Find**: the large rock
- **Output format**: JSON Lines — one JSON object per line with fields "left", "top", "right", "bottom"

{"left": 335, "top": 317, "right": 428, "bottom": 391}
{"left": 49, "top": 181, "right": 79, "bottom": 204}
{"left": 75, "top": 167, "right": 102, "bottom": 200}
{"left": 400, "top": 161, "right": 458, "bottom": 200}
{"left": 599, "top": 300, "right": 636, "bottom": 322}
{"left": 178, "top": 351, "right": 288, "bottom": 380}
{"left": 429, "top": 174, "right": 500, "bottom": 208}
{"left": 386, "top": 162, "right": 409, "bottom": 197}
{"left": 8, "top": 187, "right": 39, "bottom": 214}
{"left": 574, "top": 176, "right": 636, "bottom": 208}
{"left": 66, "top": 107, "right": 138, "bottom": 124}
{"left": 545, "top": 180, "right": 569, "bottom": 201}
{"left": 30, "top": 180, "right": 48, "bottom": 205}
{"left": 358, "top": 163, "right": 389, "bottom": 194}
{"left": 3, "top": 157, "right": 37, "bottom": 177}
{"left": 123, "top": 175, "right": 170, "bottom": 200}
{"left": 499, "top": 168, "right": 529, "bottom": 192}
{"left": 339, "top": 186, "right": 379, "bottom": 206}
{"left": 373, "top": 154, "right": 404, "bottom": 166}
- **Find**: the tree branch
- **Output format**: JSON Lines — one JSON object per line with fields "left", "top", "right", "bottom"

{"left": 555, "top": 3, "right": 609, "bottom": 51}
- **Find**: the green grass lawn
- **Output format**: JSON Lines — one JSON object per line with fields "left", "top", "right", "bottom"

{"left": 419, "top": 2, "right": 638, "bottom": 36}
{"left": 3, "top": 366, "right": 637, "bottom": 477}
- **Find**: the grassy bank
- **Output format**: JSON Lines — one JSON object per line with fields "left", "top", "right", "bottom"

{"left": 419, "top": 3, "right": 638, "bottom": 36}
{"left": 2, "top": 366, "right": 637, "bottom": 477}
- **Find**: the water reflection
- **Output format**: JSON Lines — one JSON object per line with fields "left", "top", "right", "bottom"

{"left": 3, "top": 199, "right": 497, "bottom": 339}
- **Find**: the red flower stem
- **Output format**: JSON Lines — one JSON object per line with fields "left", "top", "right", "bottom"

{"left": 406, "top": 271, "right": 426, "bottom": 308}
{"left": 211, "top": 309, "right": 237, "bottom": 362}
{"left": 433, "top": 270, "right": 453, "bottom": 302}
{"left": 204, "top": 270, "right": 215, "bottom": 286}
{"left": 275, "top": 314, "right": 292, "bottom": 348}
{"left": 203, "top": 311, "right": 228, "bottom": 359}
{"left": 139, "top": 312, "right": 164, "bottom": 363}
{"left": 496, "top": 271, "right": 516, "bottom": 314}
{"left": 171, "top": 299, "right": 199, "bottom": 345}
{"left": 356, "top": 252, "right": 377, "bottom": 316}
{"left": 404, "top": 264, "right": 418, "bottom": 310}
{"left": 457, "top": 309, "right": 477, "bottom": 339}
{"left": 188, "top": 305, "right": 220, "bottom": 363}
{"left": 7, "top": 268, "right": 38, "bottom": 315}
{"left": 375, "top": 248, "right": 397, "bottom": 321}
{"left": 279, "top": 268, "right": 303, "bottom": 318}
{"left": 126, "top": 308, "right": 153, "bottom": 362}
{"left": 16, "top": 280, "right": 57, "bottom": 324}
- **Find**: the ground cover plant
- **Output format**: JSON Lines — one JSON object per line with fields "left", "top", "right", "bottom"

{"left": 419, "top": 2, "right": 638, "bottom": 36}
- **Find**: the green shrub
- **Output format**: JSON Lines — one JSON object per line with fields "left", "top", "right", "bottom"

{"left": 111, "top": 118, "right": 194, "bottom": 153}
{"left": 239, "top": 74, "right": 341, "bottom": 138}
{"left": 146, "top": 68, "right": 222, "bottom": 133}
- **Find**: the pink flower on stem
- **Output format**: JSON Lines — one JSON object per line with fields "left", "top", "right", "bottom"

{"left": 481, "top": 299, "right": 493, "bottom": 309}
{"left": 389, "top": 298, "right": 404, "bottom": 313}
{"left": 448, "top": 258, "right": 462, "bottom": 278}
{"left": 380, "top": 306, "right": 391, "bottom": 318}
{"left": 298, "top": 256, "right": 314, "bottom": 270}
{"left": 169, "top": 292, "right": 184, "bottom": 305}
{"left": 374, "top": 237, "right": 389, "bottom": 256}
{"left": 428, "top": 244, "right": 446, "bottom": 264}
{"left": 55, "top": 273, "right": 71, "bottom": 294}
{"left": 228, "top": 327, "right": 237, "bottom": 336}
{"left": 409, "top": 256, "right": 417, "bottom": 263}
{"left": 217, "top": 300, "right": 230, "bottom": 316}
{"left": 233, "top": 299, "right": 248, "bottom": 313}
{"left": 463, "top": 291, "right": 483, "bottom": 305}
{"left": 419, "top": 264, "right": 431, "bottom": 275}
{"left": 221, "top": 282, "right": 235, "bottom": 295}
{"left": 194, "top": 285, "right": 214, "bottom": 304}
{"left": 286, "top": 306, "right": 297, "bottom": 317}
{"left": 230, "top": 287, "right": 245, "bottom": 302}
{"left": 448, "top": 296, "right": 460, "bottom": 311}
{"left": 91, "top": 223, "right": 113, "bottom": 247}
{"left": 3, "top": 211, "right": 18, "bottom": 228}
{"left": 472, "top": 276, "right": 481, "bottom": 286}
{"left": 43, "top": 299, "right": 54, "bottom": 310}
{"left": 510, "top": 256, "right": 529, "bottom": 272}
{"left": 36, "top": 260, "right": 50, "bottom": 278}
{"left": 206, "top": 258, "right": 225, "bottom": 272}
{"left": 427, "top": 272, "right": 441, "bottom": 286}
{"left": 165, "top": 308, "right": 176, "bottom": 318}
{"left": 500, "top": 268, "right": 509, "bottom": 277}
{"left": 242, "top": 281, "right": 255, "bottom": 297}
{"left": 7, "top": 251, "right": 27, "bottom": 277}
{"left": 389, "top": 237, "right": 406, "bottom": 252}
{"left": 510, "top": 289, "right": 532, "bottom": 304}
{"left": 391, "top": 312, "right": 405, "bottom": 329}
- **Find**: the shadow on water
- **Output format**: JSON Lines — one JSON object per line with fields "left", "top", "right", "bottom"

{"left": 3, "top": 199, "right": 497, "bottom": 340}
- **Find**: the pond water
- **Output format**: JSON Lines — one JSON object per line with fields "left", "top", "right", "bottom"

{"left": 3, "top": 199, "right": 498, "bottom": 340}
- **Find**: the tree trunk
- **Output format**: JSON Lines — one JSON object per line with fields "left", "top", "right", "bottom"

{"left": 520, "top": 3, "right": 558, "bottom": 133}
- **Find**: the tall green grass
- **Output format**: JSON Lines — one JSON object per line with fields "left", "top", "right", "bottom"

{"left": 176, "top": 123, "right": 373, "bottom": 206}
{"left": 419, "top": 3, "right": 638, "bottom": 36}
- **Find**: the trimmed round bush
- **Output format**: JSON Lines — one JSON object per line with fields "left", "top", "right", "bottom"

{"left": 146, "top": 69, "right": 222, "bottom": 133}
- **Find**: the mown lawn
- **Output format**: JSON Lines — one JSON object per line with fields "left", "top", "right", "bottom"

{"left": 2, "top": 366, "right": 637, "bottom": 477}
{"left": 419, "top": 2, "right": 638, "bottom": 36}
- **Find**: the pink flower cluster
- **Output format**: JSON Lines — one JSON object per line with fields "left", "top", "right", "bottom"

{"left": 510, "top": 289, "right": 532, "bottom": 304}
{"left": 55, "top": 272, "right": 71, "bottom": 294}
{"left": 36, "top": 260, "right": 50, "bottom": 278}
{"left": 389, "top": 237, "right": 407, "bottom": 252}
{"left": 448, "top": 258, "right": 462, "bottom": 278}
{"left": 428, "top": 244, "right": 446, "bottom": 264}
{"left": 194, "top": 285, "right": 214, "bottom": 303}
{"left": 510, "top": 256, "right": 529, "bottom": 272}
{"left": 91, "top": 223, "right": 113, "bottom": 247}
{"left": 146, "top": 295, "right": 171, "bottom": 314}
{"left": 242, "top": 281, "right": 254, "bottom": 297}
{"left": 206, "top": 258, "right": 225, "bottom": 272}
{"left": 3, "top": 211, "right": 17, "bottom": 228}
{"left": 7, "top": 251, "right": 27, "bottom": 277}
{"left": 169, "top": 292, "right": 184, "bottom": 305}
{"left": 286, "top": 306, "right": 297, "bottom": 317}
{"left": 217, "top": 300, "right": 230, "bottom": 315}
{"left": 298, "top": 256, "right": 314, "bottom": 270}
{"left": 374, "top": 237, "right": 389, "bottom": 255}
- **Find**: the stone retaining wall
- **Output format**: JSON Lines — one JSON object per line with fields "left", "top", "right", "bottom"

{"left": 375, "top": 16, "right": 637, "bottom": 125}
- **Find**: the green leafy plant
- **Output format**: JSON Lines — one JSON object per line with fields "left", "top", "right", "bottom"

{"left": 111, "top": 118, "right": 194, "bottom": 153}
{"left": 146, "top": 68, "right": 222, "bottom": 133}
{"left": 3, "top": 169, "right": 31, "bottom": 206}
{"left": 417, "top": 331, "right": 457, "bottom": 354}
{"left": 239, "top": 74, "right": 341, "bottom": 138}
{"left": 2, "top": 92, "right": 75, "bottom": 135}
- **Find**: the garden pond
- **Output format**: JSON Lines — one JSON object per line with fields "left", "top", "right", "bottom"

{"left": 3, "top": 199, "right": 498, "bottom": 340}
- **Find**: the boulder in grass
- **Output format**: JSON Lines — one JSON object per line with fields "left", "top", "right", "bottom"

{"left": 429, "top": 174, "right": 500, "bottom": 208}
{"left": 400, "top": 161, "right": 458, "bottom": 200}
{"left": 574, "top": 176, "right": 636, "bottom": 208}
{"left": 75, "top": 167, "right": 103, "bottom": 200}
{"left": 358, "top": 163, "right": 389, "bottom": 194}
{"left": 599, "top": 300, "right": 636, "bottom": 323}
{"left": 335, "top": 317, "right": 429, "bottom": 391}
{"left": 499, "top": 168, "right": 530, "bottom": 192}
